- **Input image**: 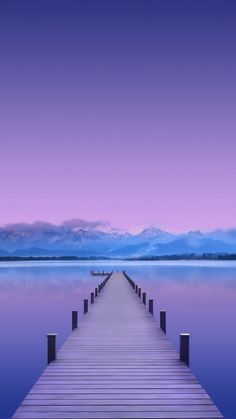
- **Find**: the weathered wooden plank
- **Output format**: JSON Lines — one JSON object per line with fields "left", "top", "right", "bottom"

{"left": 40, "top": 373, "right": 194, "bottom": 378}
{"left": 31, "top": 383, "right": 204, "bottom": 388}
{"left": 33, "top": 379, "right": 199, "bottom": 384}
{"left": 21, "top": 402, "right": 217, "bottom": 410}
{"left": 44, "top": 367, "right": 194, "bottom": 371}
{"left": 15, "top": 404, "right": 221, "bottom": 412}
{"left": 13, "top": 411, "right": 223, "bottom": 418}
{"left": 30, "top": 388, "right": 207, "bottom": 395}
{"left": 24, "top": 397, "right": 214, "bottom": 404}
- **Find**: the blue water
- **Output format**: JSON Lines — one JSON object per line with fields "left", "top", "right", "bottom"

{"left": 0, "top": 260, "right": 235, "bottom": 418}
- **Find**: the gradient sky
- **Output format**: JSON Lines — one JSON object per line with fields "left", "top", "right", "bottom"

{"left": 0, "top": 0, "right": 235, "bottom": 232}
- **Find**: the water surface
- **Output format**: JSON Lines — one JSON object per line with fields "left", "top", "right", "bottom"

{"left": 0, "top": 261, "right": 235, "bottom": 418}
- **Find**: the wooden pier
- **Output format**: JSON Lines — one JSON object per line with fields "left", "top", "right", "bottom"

{"left": 13, "top": 272, "right": 223, "bottom": 418}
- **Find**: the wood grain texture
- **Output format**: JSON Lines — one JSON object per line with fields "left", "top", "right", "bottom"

{"left": 13, "top": 272, "right": 223, "bottom": 419}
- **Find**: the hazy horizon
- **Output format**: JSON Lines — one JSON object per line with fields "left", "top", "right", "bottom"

{"left": 0, "top": 217, "right": 236, "bottom": 235}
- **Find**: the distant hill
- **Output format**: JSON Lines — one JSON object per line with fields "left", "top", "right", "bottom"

{"left": 0, "top": 249, "right": 10, "bottom": 256}
{"left": 0, "top": 219, "right": 236, "bottom": 257}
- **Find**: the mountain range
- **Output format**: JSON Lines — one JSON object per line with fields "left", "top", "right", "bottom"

{"left": 0, "top": 219, "right": 236, "bottom": 257}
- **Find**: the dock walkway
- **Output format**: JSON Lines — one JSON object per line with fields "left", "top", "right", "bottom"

{"left": 13, "top": 272, "right": 223, "bottom": 418}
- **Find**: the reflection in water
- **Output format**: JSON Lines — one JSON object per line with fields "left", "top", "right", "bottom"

{"left": 0, "top": 261, "right": 235, "bottom": 419}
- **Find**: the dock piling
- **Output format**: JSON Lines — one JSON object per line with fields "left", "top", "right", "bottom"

{"left": 142, "top": 292, "right": 146, "bottom": 305}
{"left": 84, "top": 299, "right": 88, "bottom": 314}
{"left": 72, "top": 311, "right": 78, "bottom": 331}
{"left": 160, "top": 310, "right": 166, "bottom": 334}
{"left": 47, "top": 333, "right": 57, "bottom": 364}
{"left": 180, "top": 333, "right": 190, "bottom": 366}
{"left": 148, "top": 299, "right": 154, "bottom": 315}
{"left": 91, "top": 292, "right": 94, "bottom": 304}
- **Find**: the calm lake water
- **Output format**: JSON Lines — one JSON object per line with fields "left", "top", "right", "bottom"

{"left": 0, "top": 260, "right": 235, "bottom": 419}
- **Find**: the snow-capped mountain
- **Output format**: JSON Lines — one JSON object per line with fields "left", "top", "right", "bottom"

{"left": 136, "top": 227, "right": 175, "bottom": 243}
{"left": 0, "top": 219, "right": 236, "bottom": 257}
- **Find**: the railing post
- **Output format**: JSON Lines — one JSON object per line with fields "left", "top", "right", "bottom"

{"left": 84, "top": 299, "right": 88, "bottom": 314}
{"left": 91, "top": 292, "right": 94, "bottom": 304}
{"left": 142, "top": 292, "right": 146, "bottom": 305}
{"left": 148, "top": 299, "right": 153, "bottom": 315}
{"left": 160, "top": 310, "right": 166, "bottom": 334}
{"left": 180, "top": 333, "right": 190, "bottom": 366}
{"left": 72, "top": 310, "right": 78, "bottom": 331}
{"left": 138, "top": 288, "right": 141, "bottom": 298}
{"left": 47, "top": 333, "right": 57, "bottom": 364}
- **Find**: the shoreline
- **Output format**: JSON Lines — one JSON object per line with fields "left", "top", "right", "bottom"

{"left": 1, "top": 253, "right": 236, "bottom": 262}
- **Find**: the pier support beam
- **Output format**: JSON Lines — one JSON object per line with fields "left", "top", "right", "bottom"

{"left": 84, "top": 299, "right": 88, "bottom": 314}
{"left": 47, "top": 333, "right": 57, "bottom": 364}
{"left": 142, "top": 292, "right": 146, "bottom": 305}
{"left": 180, "top": 333, "right": 190, "bottom": 366}
{"left": 72, "top": 311, "right": 78, "bottom": 331}
{"left": 91, "top": 292, "right": 94, "bottom": 304}
{"left": 149, "top": 299, "right": 154, "bottom": 315}
{"left": 160, "top": 310, "right": 166, "bottom": 334}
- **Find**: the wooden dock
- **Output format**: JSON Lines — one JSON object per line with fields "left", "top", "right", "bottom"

{"left": 13, "top": 272, "right": 223, "bottom": 418}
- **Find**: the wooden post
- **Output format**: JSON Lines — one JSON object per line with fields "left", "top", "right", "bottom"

{"left": 72, "top": 311, "right": 78, "bottom": 331}
{"left": 160, "top": 310, "right": 166, "bottom": 334}
{"left": 95, "top": 287, "right": 98, "bottom": 297}
{"left": 135, "top": 285, "right": 138, "bottom": 293}
{"left": 142, "top": 292, "right": 146, "bottom": 305}
{"left": 47, "top": 333, "right": 57, "bottom": 364}
{"left": 98, "top": 284, "right": 101, "bottom": 293}
{"left": 138, "top": 287, "right": 141, "bottom": 298}
{"left": 149, "top": 299, "right": 153, "bottom": 315}
{"left": 180, "top": 333, "right": 190, "bottom": 366}
{"left": 91, "top": 292, "right": 94, "bottom": 304}
{"left": 84, "top": 299, "right": 88, "bottom": 314}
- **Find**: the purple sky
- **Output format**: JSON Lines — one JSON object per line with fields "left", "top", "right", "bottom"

{"left": 0, "top": 1, "right": 235, "bottom": 232}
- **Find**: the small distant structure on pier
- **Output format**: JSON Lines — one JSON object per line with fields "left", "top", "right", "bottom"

{"left": 90, "top": 269, "right": 112, "bottom": 276}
